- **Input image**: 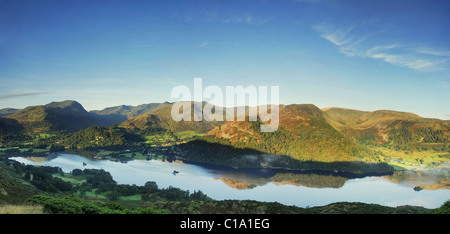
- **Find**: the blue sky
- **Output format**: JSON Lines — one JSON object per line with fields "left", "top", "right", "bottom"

{"left": 0, "top": 0, "right": 449, "bottom": 119}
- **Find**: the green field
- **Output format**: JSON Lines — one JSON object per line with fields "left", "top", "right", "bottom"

{"left": 122, "top": 152, "right": 147, "bottom": 160}
{"left": 143, "top": 131, "right": 204, "bottom": 146}
{"left": 52, "top": 173, "right": 86, "bottom": 185}
{"left": 0, "top": 147, "right": 49, "bottom": 152}
{"left": 144, "top": 134, "right": 176, "bottom": 146}
{"left": 82, "top": 190, "right": 107, "bottom": 199}
{"left": 0, "top": 147, "right": 50, "bottom": 156}
{"left": 175, "top": 130, "right": 205, "bottom": 139}
{"left": 119, "top": 194, "right": 142, "bottom": 201}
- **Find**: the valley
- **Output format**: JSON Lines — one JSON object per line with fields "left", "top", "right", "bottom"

{"left": 0, "top": 100, "right": 449, "bottom": 214}
{"left": 1, "top": 100, "right": 449, "bottom": 171}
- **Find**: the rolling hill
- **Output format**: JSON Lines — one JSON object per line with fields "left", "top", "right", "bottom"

{"left": 48, "top": 101, "right": 226, "bottom": 148}
{"left": 0, "top": 108, "right": 20, "bottom": 117}
{"left": 184, "top": 104, "right": 449, "bottom": 167}
{"left": 0, "top": 100, "right": 448, "bottom": 167}
{"left": 2, "top": 100, "right": 104, "bottom": 134}
{"left": 322, "top": 107, "right": 450, "bottom": 145}
{"left": 118, "top": 101, "right": 223, "bottom": 136}
{"left": 0, "top": 117, "right": 24, "bottom": 136}
{"left": 58, "top": 126, "right": 143, "bottom": 149}
{"left": 197, "top": 104, "right": 364, "bottom": 162}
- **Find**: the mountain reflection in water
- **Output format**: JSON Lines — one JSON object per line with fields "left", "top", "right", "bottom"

{"left": 9, "top": 153, "right": 450, "bottom": 209}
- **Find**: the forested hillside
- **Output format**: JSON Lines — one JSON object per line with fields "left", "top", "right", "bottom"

{"left": 323, "top": 107, "right": 450, "bottom": 146}
{"left": 202, "top": 104, "right": 364, "bottom": 162}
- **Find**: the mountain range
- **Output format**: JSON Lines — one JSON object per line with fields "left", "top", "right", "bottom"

{"left": 0, "top": 100, "right": 449, "bottom": 165}
{"left": 0, "top": 101, "right": 170, "bottom": 133}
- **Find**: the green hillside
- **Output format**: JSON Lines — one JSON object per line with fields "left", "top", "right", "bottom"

{"left": 181, "top": 104, "right": 449, "bottom": 171}
{"left": 0, "top": 100, "right": 448, "bottom": 171}
{"left": 119, "top": 102, "right": 223, "bottom": 139}
{"left": 323, "top": 107, "right": 450, "bottom": 145}
{"left": 0, "top": 162, "right": 38, "bottom": 204}
{"left": 0, "top": 118, "right": 24, "bottom": 136}
{"left": 59, "top": 126, "right": 144, "bottom": 150}
{"left": 201, "top": 104, "right": 364, "bottom": 162}
{"left": 2, "top": 100, "right": 98, "bottom": 134}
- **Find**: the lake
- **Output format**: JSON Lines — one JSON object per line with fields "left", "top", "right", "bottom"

{"left": 10, "top": 153, "right": 450, "bottom": 209}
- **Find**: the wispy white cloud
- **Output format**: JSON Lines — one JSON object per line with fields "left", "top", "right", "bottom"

{"left": 314, "top": 23, "right": 364, "bottom": 57}
{"left": 413, "top": 47, "right": 450, "bottom": 57}
{"left": 200, "top": 42, "right": 208, "bottom": 47}
{"left": 0, "top": 92, "right": 48, "bottom": 99}
{"left": 365, "top": 44, "right": 450, "bottom": 72}
{"left": 313, "top": 23, "right": 450, "bottom": 72}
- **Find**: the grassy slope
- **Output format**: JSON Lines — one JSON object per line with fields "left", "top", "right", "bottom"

{"left": 202, "top": 104, "right": 364, "bottom": 162}
{"left": 118, "top": 102, "right": 221, "bottom": 141}
{"left": 0, "top": 163, "right": 38, "bottom": 204}
{"left": 0, "top": 204, "right": 44, "bottom": 214}
{"left": 323, "top": 107, "right": 449, "bottom": 143}
{"left": 323, "top": 107, "right": 450, "bottom": 169}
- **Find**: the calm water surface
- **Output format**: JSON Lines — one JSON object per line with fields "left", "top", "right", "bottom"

{"left": 10, "top": 153, "right": 450, "bottom": 209}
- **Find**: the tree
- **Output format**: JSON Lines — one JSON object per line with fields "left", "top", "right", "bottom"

{"left": 106, "top": 191, "right": 120, "bottom": 201}
{"left": 49, "top": 144, "right": 64, "bottom": 153}
{"left": 94, "top": 189, "right": 102, "bottom": 197}
{"left": 143, "top": 181, "right": 158, "bottom": 193}
{"left": 72, "top": 169, "right": 83, "bottom": 176}
{"left": 23, "top": 172, "right": 31, "bottom": 181}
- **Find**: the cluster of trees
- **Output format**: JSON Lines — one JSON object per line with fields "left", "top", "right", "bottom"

{"left": 29, "top": 170, "right": 73, "bottom": 193}
{"left": 345, "top": 124, "right": 450, "bottom": 155}
{"left": 25, "top": 192, "right": 450, "bottom": 214}
{"left": 10, "top": 162, "right": 73, "bottom": 193}
{"left": 0, "top": 134, "right": 32, "bottom": 147}
{"left": 49, "top": 144, "right": 65, "bottom": 153}
{"left": 257, "top": 118, "right": 362, "bottom": 161}
{"left": 58, "top": 126, "right": 143, "bottom": 150}
{"left": 184, "top": 117, "right": 363, "bottom": 164}
{"left": 389, "top": 125, "right": 449, "bottom": 146}
{"left": 180, "top": 139, "right": 394, "bottom": 175}
{"left": 73, "top": 168, "right": 210, "bottom": 202}
{"left": 417, "top": 128, "right": 448, "bottom": 143}
{"left": 389, "top": 125, "right": 415, "bottom": 146}
{"left": 0, "top": 148, "right": 22, "bottom": 156}
{"left": 179, "top": 137, "right": 264, "bottom": 167}
{"left": 27, "top": 194, "right": 168, "bottom": 214}
{"left": 425, "top": 200, "right": 450, "bottom": 214}
{"left": 6, "top": 160, "right": 212, "bottom": 204}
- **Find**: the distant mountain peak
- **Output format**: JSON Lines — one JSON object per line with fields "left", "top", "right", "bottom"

{"left": 2, "top": 100, "right": 98, "bottom": 134}
{"left": 0, "top": 108, "right": 20, "bottom": 117}
{"left": 44, "top": 100, "right": 86, "bottom": 112}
